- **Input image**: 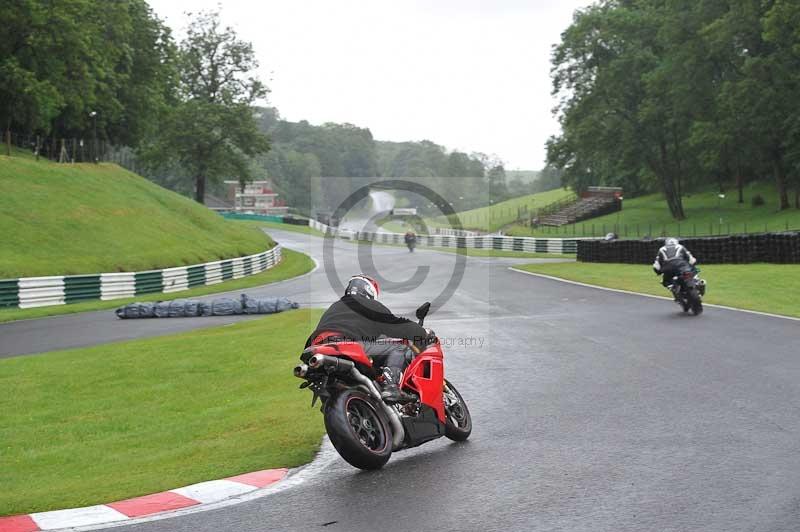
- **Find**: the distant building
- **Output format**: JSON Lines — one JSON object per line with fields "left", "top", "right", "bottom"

{"left": 223, "top": 180, "right": 288, "bottom": 215}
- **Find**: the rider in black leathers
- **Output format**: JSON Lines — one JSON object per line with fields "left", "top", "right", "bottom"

{"left": 652, "top": 237, "right": 697, "bottom": 288}
{"left": 404, "top": 231, "right": 417, "bottom": 252}
{"left": 306, "top": 274, "right": 429, "bottom": 402}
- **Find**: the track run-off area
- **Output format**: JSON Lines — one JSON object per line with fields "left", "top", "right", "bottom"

{"left": 2, "top": 227, "right": 799, "bottom": 532}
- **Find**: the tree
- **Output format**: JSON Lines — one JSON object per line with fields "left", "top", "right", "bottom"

{"left": 147, "top": 10, "right": 269, "bottom": 203}
{"left": 0, "top": 0, "right": 175, "bottom": 152}
{"left": 487, "top": 164, "right": 508, "bottom": 201}
{"left": 548, "top": 2, "right": 697, "bottom": 219}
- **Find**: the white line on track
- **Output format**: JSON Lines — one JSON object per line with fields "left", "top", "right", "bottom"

{"left": 509, "top": 267, "right": 800, "bottom": 322}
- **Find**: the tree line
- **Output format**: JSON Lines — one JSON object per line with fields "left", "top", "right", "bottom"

{"left": 2, "top": 1, "right": 557, "bottom": 212}
{"left": 255, "top": 111, "right": 512, "bottom": 215}
{"left": 548, "top": 0, "right": 800, "bottom": 219}
{"left": 2, "top": 2, "right": 269, "bottom": 203}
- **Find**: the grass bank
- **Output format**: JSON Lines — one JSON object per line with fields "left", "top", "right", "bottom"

{"left": 0, "top": 308, "right": 325, "bottom": 516}
{"left": 0, "top": 248, "right": 314, "bottom": 323}
{"left": 232, "top": 219, "right": 325, "bottom": 237}
{"left": 428, "top": 188, "right": 575, "bottom": 233}
{"left": 0, "top": 155, "right": 271, "bottom": 278}
{"left": 507, "top": 181, "right": 800, "bottom": 238}
{"left": 513, "top": 262, "right": 800, "bottom": 318}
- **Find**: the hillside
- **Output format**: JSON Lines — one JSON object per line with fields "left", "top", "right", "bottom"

{"left": 432, "top": 188, "right": 575, "bottom": 232}
{"left": 0, "top": 156, "right": 273, "bottom": 278}
{"left": 507, "top": 181, "right": 800, "bottom": 238}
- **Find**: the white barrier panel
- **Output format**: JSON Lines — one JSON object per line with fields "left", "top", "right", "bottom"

{"left": 205, "top": 262, "right": 223, "bottom": 285}
{"left": 100, "top": 273, "right": 136, "bottom": 300}
{"left": 162, "top": 267, "right": 189, "bottom": 293}
{"left": 18, "top": 276, "right": 66, "bottom": 308}
{"left": 231, "top": 258, "right": 245, "bottom": 279}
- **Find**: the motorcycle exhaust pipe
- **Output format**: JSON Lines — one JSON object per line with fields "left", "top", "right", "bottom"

{"left": 293, "top": 364, "right": 309, "bottom": 378}
{"left": 308, "top": 354, "right": 355, "bottom": 376}
{"left": 306, "top": 355, "right": 405, "bottom": 450}
{"left": 348, "top": 368, "right": 406, "bottom": 451}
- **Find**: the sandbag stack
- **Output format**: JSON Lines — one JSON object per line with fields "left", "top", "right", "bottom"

{"left": 116, "top": 294, "right": 299, "bottom": 319}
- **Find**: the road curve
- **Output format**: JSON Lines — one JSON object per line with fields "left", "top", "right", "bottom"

{"left": 6, "top": 229, "right": 800, "bottom": 531}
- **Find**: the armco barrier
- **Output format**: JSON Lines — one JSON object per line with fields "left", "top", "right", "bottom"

{"left": 577, "top": 233, "right": 800, "bottom": 264}
{"left": 308, "top": 219, "right": 585, "bottom": 254}
{"left": 0, "top": 246, "right": 282, "bottom": 309}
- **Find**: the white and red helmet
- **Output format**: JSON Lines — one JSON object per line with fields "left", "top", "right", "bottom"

{"left": 345, "top": 274, "right": 380, "bottom": 300}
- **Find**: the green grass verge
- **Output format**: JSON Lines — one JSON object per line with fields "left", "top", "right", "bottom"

{"left": 507, "top": 181, "right": 800, "bottom": 238}
{"left": 0, "top": 156, "right": 271, "bottom": 278}
{"left": 0, "top": 248, "right": 314, "bottom": 324}
{"left": 230, "top": 219, "right": 324, "bottom": 237}
{"left": 514, "top": 262, "right": 800, "bottom": 318}
{"left": 0, "top": 308, "right": 325, "bottom": 516}
{"left": 430, "top": 188, "right": 575, "bottom": 232}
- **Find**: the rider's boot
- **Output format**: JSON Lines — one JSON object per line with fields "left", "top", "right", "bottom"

{"left": 380, "top": 367, "right": 410, "bottom": 403}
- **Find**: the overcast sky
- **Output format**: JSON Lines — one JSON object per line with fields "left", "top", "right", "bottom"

{"left": 148, "top": 0, "right": 593, "bottom": 170}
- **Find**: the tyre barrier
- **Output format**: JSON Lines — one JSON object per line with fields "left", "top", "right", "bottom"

{"left": 308, "top": 219, "right": 585, "bottom": 254}
{"left": 0, "top": 246, "right": 282, "bottom": 309}
{"left": 577, "top": 233, "right": 800, "bottom": 264}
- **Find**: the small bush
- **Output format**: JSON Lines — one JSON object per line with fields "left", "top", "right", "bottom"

{"left": 752, "top": 194, "right": 765, "bottom": 207}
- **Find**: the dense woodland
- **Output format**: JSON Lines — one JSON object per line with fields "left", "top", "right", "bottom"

{"left": 548, "top": 0, "right": 800, "bottom": 219}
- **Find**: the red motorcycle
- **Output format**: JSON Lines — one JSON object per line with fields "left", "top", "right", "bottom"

{"left": 293, "top": 302, "right": 472, "bottom": 470}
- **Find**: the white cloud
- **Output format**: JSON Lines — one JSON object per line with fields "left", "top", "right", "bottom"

{"left": 148, "top": 0, "right": 593, "bottom": 169}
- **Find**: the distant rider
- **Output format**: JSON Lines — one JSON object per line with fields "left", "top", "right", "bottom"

{"left": 404, "top": 230, "right": 417, "bottom": 252}
{"left": 305, "top": 274, "right": 430, "bottom": 402}
{"left": 652, "top": 237, "right": 697, "bottom": 288}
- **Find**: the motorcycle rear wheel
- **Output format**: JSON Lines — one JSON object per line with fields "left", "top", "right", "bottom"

{"left": 689, "top": 288, "right": 703, "bottom": 315}
{"left": 443, "top": 380, "right": 472, "bottom": 441}
{"left": 324, "top": 390, "right": 392, "bottom": 470}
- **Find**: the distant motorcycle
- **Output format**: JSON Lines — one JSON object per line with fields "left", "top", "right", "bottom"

{"left": 404, "top": 232, "right": 417, "bottom": 253}
{"left": 293, "top": 302, "right": 472, "bottom": 470}
{"left": 668, "top": 266, "right": 706, "bottom": 315}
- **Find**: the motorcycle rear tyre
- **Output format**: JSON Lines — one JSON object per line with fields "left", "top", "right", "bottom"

{"left": 324, "top": 390, "right": 392, "bottom": 470}
{"left": 689, "top": 288, "right": 703, "bottom": 315}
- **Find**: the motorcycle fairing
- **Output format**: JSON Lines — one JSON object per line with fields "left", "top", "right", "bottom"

{"left": 301, "top": 342, "right": 373, "bottom": 367}
{"left": 402, "top": 344, "right": 445, "bottom": 422}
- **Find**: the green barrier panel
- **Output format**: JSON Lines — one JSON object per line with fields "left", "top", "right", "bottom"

{"left": 492, "top": 237, "right": 504, "bottom": 250}
{"left": 243, "top": 256, "right": 253, "bottom": 276}
{"left": 563, "top": 240, "right": 578, "bottom": 253}
{"left": 64, "top": 275, "right": 101, "bottom": 303}
{"left": 535, "top": 240, "right": 548, "bottom": 253}
{"left": 187, "top": 265, "right": 206, "bottom": 288}
{"left": 512, "top": 238, "right": 525, "bottom": 252}
{"left": 221, "top": 260, "right": 234, "bottom": 281}
{"left": 222, "top": 213, "right": 285, "bottom": 223}
{"left": 0, "top": 279, "right": 20, "bottom": 308}
{"left": 135, "top": 271, "right": 163, "bottom": 295}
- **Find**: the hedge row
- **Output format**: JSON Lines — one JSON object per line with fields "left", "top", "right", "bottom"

{"left": 577, "top": 233, "right": 800, "bottom": 264}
